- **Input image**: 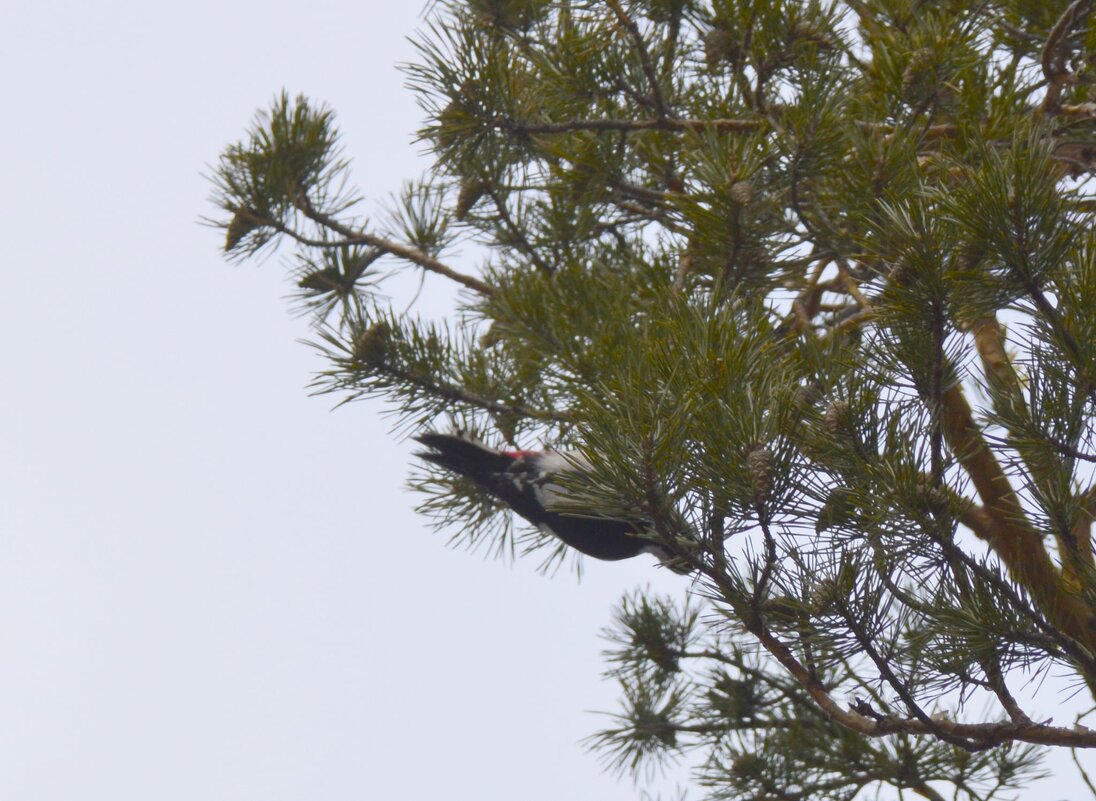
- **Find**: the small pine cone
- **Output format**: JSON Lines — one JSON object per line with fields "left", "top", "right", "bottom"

{"left": 901, "top": 48, "right": 934, "bottom": 95}
{"left": 455, "top": 178, "right": 490, "bottom": 221}
{"left": 730, "top": 753, "right": 763, "bottom": 778}
{"left": 297, "top": 267, "right": 343, "bottom": 293}
{"left": 729, "top": 180, "right": 753, "bottom": 206}
{"left": 809, "top": 577, "right": 837, "bottom": 614}
{"left": 823, "top": 400, "right": 849, "bottom": 434}
{"left": 352, "top": 321, "right": 391, "bottom": 368}
{"left": 224, "top": 207, "right": 262, "bottom": 252}
{"left": 746, "top": 444, "right": 774, "bottom": 503}
{"left": 673, "top": 253, "right": 694, "bottom": 290}
{"left": 793, "top": 383, "right": 822, "bottom": 412}
{"left": 703, "top": 28, "right": 739, "bottom": 70}
{"left": 480, "top": 321, "right": 504, "bottom": 348}
{"left": 917, "top": 476, "right": 949, "bottom": 513}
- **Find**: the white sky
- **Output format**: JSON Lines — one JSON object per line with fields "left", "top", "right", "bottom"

{"left": 0, "top": 2, "right": 1089, "bottom": 800}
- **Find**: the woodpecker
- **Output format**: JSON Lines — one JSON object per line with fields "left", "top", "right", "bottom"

{"left": 414, "top": 432, "right": 691, "bottom": 573}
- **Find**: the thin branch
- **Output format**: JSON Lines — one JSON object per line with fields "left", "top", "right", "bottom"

{"left": 750, "top": 522, "right": 779, "bottom": 618}
{"left": 696, "top": 537, "right": 1096, "bottom": 749}
{"left": 1040, "top": 0, "right": 1095, "bottom": 114}
{"left": 855, "top": 121, "right": 958, "bottom": 140}
{"left": 605, "top": 0, "right": 671, "bottom": 120}
{"left": 607, "top": 176, "right": 670, "bottom": 206}
{"left": 488, "top": 190, "right": 555, "bottom": 275}
{"left": 1061, "top": 102, "right": 1096, "bottom": 119}
{"left": 842, "top": 606, "right": 983, "bottom": 750}
{"left": 1074, "top": 745, "right": 1096, "bottom": 798}
{"left": 292, "top": 199, "right": 496, "bottom": 296}
{"left": 320, "top": 323, "right": 568, "bottom": 425}
{"left": 495, "top": 116, "right": 762, "bottom": 135}
{"left": 330, "top": 357, "right": 569, "bottom": 424}
{"left": 982, "top": 653, "right": 1033, "bottom": 725}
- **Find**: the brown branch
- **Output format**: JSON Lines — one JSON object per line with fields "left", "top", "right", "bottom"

{"left": 854, "top": 121, "right": 958, "bottom": 140}
{"left": 744, "top": 599, "right": 1096, "bottom": 748}
{"left": 1040, "top": 0, "right": 1095, "bottom": 114}
{"left": 976, "top": 313, "right": 1096, "bottom": 595}
{"left": 291, "top": 200, "right": 496, "bottom": 296}
{"left": 842, "top": 604, "right": 982, "bottom": 750}
{"left": 831, "top": 308, "right": 876, "bottom": 335}
{"left": 972, "top": 316, "right": 1027, "bottom": 417}
{"left": 939, "top": 381, "right": 1096, "bottom": 650}
{"left": 608, "top": 177, "right": 670, "bottom": 205}
{"left": 693, "top": 556, "right": 1096, "bottom": 748}
{"left": 861, "top": 530, "right": 1035, "bottom": 726}
{"left": 771, "top": 254, "right": 832, "bottom": 336}
{"left": 981, "top": 652, "right": 1033, "bottom": 725}
{"left": 246, "top": 207, "right": 496, "bottom": 297}
{"left": 935, "top": 498, "right": 1038, "bottom": 725}
{"left": 496, "top": 116, "right": 762, "bottom": 135}
{"left": 500, "top": 116, "right": 961, "bottom": 141}
{"left": 1040, "top": 438, "right": 1096, "bottom": 464}
{"left": 931, "top": 512, "right": 1096, "bottom": 679}
{"left": 1061, "top": 102, "right": 1096, "bottom": 118}
{"left": 837, "top": 263, "right": 871, "bottom": 308}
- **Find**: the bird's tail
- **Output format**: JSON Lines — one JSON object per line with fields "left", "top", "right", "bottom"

{"left": 413, "top": 432, "right": 514, "bottom": 483}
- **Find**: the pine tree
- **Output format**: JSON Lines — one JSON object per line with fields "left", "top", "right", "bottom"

{"left": 209, "top": 1, "right": 1096, "bottom": 797}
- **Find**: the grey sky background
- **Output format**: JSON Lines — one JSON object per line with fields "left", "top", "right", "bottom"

{"left": 0, "top": 2, "right": 1090, "bottom": 800}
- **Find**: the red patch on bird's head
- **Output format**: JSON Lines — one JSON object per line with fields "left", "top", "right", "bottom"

{"left": 501, "top": 449, "right": 539, "bottom": 459}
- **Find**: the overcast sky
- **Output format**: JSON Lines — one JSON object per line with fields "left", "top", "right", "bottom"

{"left": 0, "top": 3, "right": 1090, "bottom": 800}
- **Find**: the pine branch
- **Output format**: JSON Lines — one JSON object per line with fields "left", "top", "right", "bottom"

{"left": 297, "top": 199, "right": 496, "bottom": 296}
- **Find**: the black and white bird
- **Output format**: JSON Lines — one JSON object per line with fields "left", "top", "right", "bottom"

{"left": 414, "top": 431, "right": 691, "bottom": 573}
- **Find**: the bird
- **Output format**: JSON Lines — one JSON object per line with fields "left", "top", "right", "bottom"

{"left": 414, "top": 431, "right": 692, "bottom": 573}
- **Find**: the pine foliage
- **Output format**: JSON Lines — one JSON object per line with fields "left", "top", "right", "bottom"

{"left": 209, "top": 1, "right": 1096, "bottom": 797}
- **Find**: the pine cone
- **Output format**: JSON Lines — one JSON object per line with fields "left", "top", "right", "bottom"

{"left": 746, "top": 444, "right": 774, "bottom": 503}
{"left": 352, "top": 321, "right": 391, "bottom": 368}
